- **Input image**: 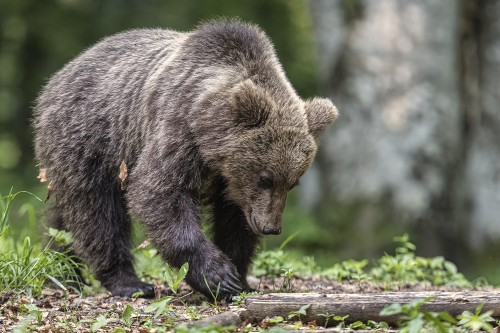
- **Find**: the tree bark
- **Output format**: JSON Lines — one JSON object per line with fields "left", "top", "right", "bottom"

{"left": 189, "top": 311, "right": 241, "bottom": 328}
{"left": 306, "top": 0, "right": 466, "bottom": 258}
{"left": 465, "top": 0, "right": 500, "bottom": 248}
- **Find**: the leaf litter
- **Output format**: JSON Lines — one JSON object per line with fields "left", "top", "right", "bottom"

{"left": 1, "top": 276, "right": 497, "bottom": 332}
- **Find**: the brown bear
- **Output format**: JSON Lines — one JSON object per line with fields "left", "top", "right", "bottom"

{"left": 33, "top": 19, "right": 338, "bottom": 301}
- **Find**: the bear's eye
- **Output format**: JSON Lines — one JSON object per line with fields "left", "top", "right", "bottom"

{"left": 259, "top": 174, "right": 274, "bottom": 189}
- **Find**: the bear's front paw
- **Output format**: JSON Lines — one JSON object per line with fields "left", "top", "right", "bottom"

{"left": 189, "top": 254, "right": 242, "bottom": 302}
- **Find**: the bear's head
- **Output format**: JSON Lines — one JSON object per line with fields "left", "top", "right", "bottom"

{"left": 221, "top": 79, "right": 338, "bottom": 235}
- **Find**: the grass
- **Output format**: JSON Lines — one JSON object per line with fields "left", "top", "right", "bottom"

{"left": 1, "top": 189, "right": 498, "bottom": 332}
{"left": 0, "top": 190, "right": 82, "bottom": 297}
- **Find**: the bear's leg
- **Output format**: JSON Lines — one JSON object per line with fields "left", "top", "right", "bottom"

{"left": 211, "top": 183, "right": 260, "bottom": 292}
{"left": 127, "top": 187, "right": 243, "bottom": 302}
{"left": 57, "top": 186, "right": 154, "bottom": 298}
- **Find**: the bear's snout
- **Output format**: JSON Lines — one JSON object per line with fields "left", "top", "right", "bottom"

{"left": 262, "top": 225, "right": 281, "bottom": 235}
{"left": 248, "top": 211, "right": 282, "bottom": 235}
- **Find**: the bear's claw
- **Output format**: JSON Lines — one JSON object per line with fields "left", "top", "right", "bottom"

{"left": 188, "top": 252, "right": 243, "bottom": 302}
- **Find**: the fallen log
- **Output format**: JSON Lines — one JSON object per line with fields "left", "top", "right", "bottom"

{"left": 189, "top": 311, "right": 241, "bottom": 328}
{"left": 242, "top": 291, "right": 500, "bottom": 326}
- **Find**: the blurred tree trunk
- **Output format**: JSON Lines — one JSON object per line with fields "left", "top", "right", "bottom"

{"left": 466, "top": 0, "right": 500, "bottom": 247}
{"left": 306, "top": 0, "right": 468, "bottom": 261}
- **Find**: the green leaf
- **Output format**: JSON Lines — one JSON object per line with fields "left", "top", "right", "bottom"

{"left": 298, "top": 304, "right": 310, "bottom": 316}
{"left": 406, "top": 317, "right": 424, "bottom": 333}
{"left": 90, "top": 315, "right": 108, "bottom": 332}
{"left": 437, "top": 311, "right": 457, "bottom": 324}
{"left": 144, "top": 296, "right": 172, "bottom": 318}
{"left": 131, "top": 291, "right": 144, "bottom": 298}
{"left": 278, "top": 231, "right": 300, "bottom": 251}
{"left": 175, "top": 262, "right": 189, "bottom": 290}
{"left": 48, "top": 228, "right": 74, "bottom": 246}
{"left": 474, "top": 302, "right": 484, "bottom": 315}
{"left": 443, "top": 261, "right": 457, "bottom": 274}
{"left": 121, "top": 304, "right": 134, "bottom": 327}
{"left": 380, "top": 303, "right": 403, "bottom": 316}
{"left": 165, "top": 262, "right": 189, "bottom": 294}
{"left": 348, "top": 321, "right": 366, "bottom": 329}
{"left": 268, "top": 316, "right": 284, "bottom": 324}
{"left": 45, "top": 275, "right": 67, "bottom": 291}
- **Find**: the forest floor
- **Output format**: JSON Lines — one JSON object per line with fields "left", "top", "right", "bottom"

{"left": 2, "top": 276, "right": 499, "bottom": 332}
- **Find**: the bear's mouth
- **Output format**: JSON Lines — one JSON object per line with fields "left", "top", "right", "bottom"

{"left": 245, "top": 210, "right": 281, "bottom": 235}
{"left": 245, "top": 209, "right": 262, "bottom": 235}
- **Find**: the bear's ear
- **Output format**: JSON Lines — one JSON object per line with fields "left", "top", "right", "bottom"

{"left": 304, "top": 97, "right": 339, "bottom": 138}
{"left": 231, "top": 79, "right": 273, "bottom": 128}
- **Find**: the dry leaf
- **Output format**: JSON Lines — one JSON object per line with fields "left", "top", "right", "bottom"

{"left": 38, "top": 168, "right": 47, "bottom": 182}
{"left": 138, "top": 239, "right": 151, "bottom": 249}
{"left": 45, "top": 181, "right": 54, "bottom": 202}
{"left": 119, "top": 160, "right": 128, "bottom": 190}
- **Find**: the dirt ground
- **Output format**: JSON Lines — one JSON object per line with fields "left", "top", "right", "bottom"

{"left": 0, "top": 276, "right": 497, "bottom": 332}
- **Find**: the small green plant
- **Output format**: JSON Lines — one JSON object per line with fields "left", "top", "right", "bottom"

{"left": 112, "top": 328, "right": 127, "bottom": 333}
{"left": 90, "top": 315, "right": 109, "bottom": 332}
{"left": 203, "top": 275, "right": 221, "bottom": 304}
{"left": 131, "top": 291, "right": 145, "bottom": 298}
{"left": 320, "top": 234, "right": 473, "bottom": 288}
{"left": 29, "top": 305, "right": 43, "bottom": 324}
{"left": 253, "top": 249, "right": 289, "bottom": 277}
{"left": 317, "top": 312, "right": 333, "bottom": 327}
{"left": 322, "top": 259, "right": 369, "bottom": 282}
{"left": 48, "top": 227, "right": 74, "bottom": 247}
{"left": 380, "top": 297, "right": 457, "bottom": 333}
{"left": 457, "top": 303, "right": 496, "bottom": 331}
{"left": 12, "top": 317, "right": 33, "bottom": 333}
{"left": 287, "top": 304, "right": 310, "bottom": 322}
{"left": 267, "top": 316, "right": 285, "bottom": 325}
{"left": 370, "top": 234, "right": 471, "bottom": 287}
{"left": 144, "top": 296, "right": 173, "bottom": 319}
{"left": 121, "top": 304, "right": 135, "bottom": 327}
{"left": 165, "top": 262, "right": 189, "bottom": 294}
{"left": 279, "top": 267, "right": 295, "bottom": 291}
{"left": 231, "top": 290, "right": 259, "bottom": 306}
{"left": 317, "top": 312, "right": 349, "bottom": 328}
{"left": 381, "top": 298, "right": 499, "bottom": 332}
{"left": 252, "top": 232, "right": 302, "bottom": 277}
{"left": 134, "top": 246, "right": 165, "bottom": 281}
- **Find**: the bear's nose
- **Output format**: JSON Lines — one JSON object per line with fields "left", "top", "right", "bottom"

{"left": 262, "top": 226, "right": 281, "bottom": 235}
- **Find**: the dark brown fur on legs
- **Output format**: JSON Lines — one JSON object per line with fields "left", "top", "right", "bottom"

{"left": 53, "top": 180, "right": 154, "bottom": 298}
{"left": 211, "top": 177, "right": 259, "bottom": 292}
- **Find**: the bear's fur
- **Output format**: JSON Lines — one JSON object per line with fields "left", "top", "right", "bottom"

{"left": 33, "top": 20, "right": 338, "bottom": 301}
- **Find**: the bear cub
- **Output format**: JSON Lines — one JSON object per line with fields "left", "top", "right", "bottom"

{"left": 34, "top": 20, "right": 338, "bottom": 301}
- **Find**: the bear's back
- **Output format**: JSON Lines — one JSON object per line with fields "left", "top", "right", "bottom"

{"left": 33, "top": 28, "right": 188, "bottom": 171}
{"left": 36, "top": 28, "right": 186, "bottom": 111}
{"left": 182, "top": 20, "right": 273, "bottom": 68}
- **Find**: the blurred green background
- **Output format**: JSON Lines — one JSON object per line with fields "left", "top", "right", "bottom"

{"left": 1, "top": 0, "right": 499, "bottom": 285}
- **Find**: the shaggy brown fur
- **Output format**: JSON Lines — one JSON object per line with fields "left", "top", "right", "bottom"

{"left": 33, "top": 19, "right": 338, "bottom": 301}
